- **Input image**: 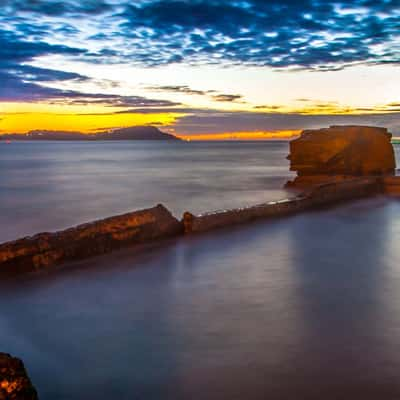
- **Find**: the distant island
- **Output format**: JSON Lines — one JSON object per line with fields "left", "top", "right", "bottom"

{"left": 0, "top": 126, "right": 181, "bottom": 141}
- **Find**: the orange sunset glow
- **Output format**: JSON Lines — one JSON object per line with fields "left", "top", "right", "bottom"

{"left": 0, "top": 111, "right": 181, "bottom": 134}
{"left": 178, "top": 130, "right": 301, "bottom": 141}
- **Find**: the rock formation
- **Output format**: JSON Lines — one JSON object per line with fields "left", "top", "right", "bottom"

{"left": 286, "top": 125, "right": 396, "bottom": 187}
{"left": 0, "top": 204, "right": 182, "bottom": 277}
{"left": 0, "top": 353, "right": 38, "bottom": 399}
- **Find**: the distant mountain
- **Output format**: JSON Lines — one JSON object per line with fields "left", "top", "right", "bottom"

{"left": 97, "top": 126, "right": 180, "bottom": 140}
{"left": 0, "top": 126, "right": 181, "bottom": 141}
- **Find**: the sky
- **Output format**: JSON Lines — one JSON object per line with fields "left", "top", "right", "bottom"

{"left": 0, "top": 0, "right": 399, "bottom": 139}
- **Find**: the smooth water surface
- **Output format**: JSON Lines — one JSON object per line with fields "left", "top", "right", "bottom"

{"left": 2, "top": 142, "right": 400, "bottom": 399}
{"left": 0, "top": 141, "right": 293, "bottom": 242}
{"left": 2, "top": 199, "right": 400, "bottom": 399}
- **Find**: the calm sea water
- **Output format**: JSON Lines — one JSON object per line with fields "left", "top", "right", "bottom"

{"left": 1, "top": 141, "right": 400, "bottom": 399}
{"left": 0, "top": 141, "right": 293, "bottom": 243}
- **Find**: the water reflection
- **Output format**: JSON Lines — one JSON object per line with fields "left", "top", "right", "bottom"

{"left": 285, "top": 198, "right": 400, "bottom": 398}
{"left": 0, "top": 217, "right": 307, "bottom": 399}
{"left": 4, "top": 200, "right": 400, "bottom": 398}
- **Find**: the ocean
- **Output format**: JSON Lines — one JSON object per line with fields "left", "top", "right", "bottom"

{"left": 1, "top": 141, "right": 400, "bottom": 399}
{"left": 0, "top": 141, "right": 293, "bottom": 243}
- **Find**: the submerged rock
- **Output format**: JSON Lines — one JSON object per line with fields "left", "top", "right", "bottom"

{"left": 287, "top": 125, "right": 396, "bottom": 187}
{"left": 0, "top": 353, "right": 38, "bottom": 399}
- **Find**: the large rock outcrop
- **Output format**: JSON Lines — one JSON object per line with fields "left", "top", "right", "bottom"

{"left": 287, "top": 125, "right": 396, "bottom": 187}
{"left": 0, "top": 353, "right": 38, "bottom": 399}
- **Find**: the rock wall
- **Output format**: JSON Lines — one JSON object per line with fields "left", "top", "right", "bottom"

{"left": 184, "top": 178, "right": 382, "bottom": 233}
{"left": 183, "top": 197, "right": 308, "bottom": 233}
{"left": 1, "top": 176, "right": 400, "bottom": 276}
{"left": 0, "top": 353, "right": 38, "bottom": 399}
{"left": 0, "top": 204, "right": 182, "bottom": 277}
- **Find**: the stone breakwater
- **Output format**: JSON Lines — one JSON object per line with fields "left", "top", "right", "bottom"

{"left": 0, "top": 204, "right": 182, "bottom": 278}
{"left": 1, "top": 176, "right": 398, "bottom": 278}
{"left": 183, "top": 177, "right": 382, "bottom": 233}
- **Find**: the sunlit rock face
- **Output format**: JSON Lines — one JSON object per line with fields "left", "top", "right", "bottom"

{"left": 0, "top": 353, "right": 38, "bottom": 399}
{"left": 287, "top": 126, "right": 396, "bottom": 187}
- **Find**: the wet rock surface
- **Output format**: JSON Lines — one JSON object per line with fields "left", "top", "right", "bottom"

{"left": 287, "top": 125, "right": 396, "bottom": 187}
{"left": 0, "top": 353, "right": 38, "bottom": 400}
{"left": 0, "top": 204, "right": 183, "bottom": 277}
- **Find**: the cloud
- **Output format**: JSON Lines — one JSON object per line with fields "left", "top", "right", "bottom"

{"left": 114, "top": 107, "right": 211, "bottom": 114}
{"left": 0, "top": 75, "right": 182, "bottom": 106}
{"left": 5, "top": 0, "right": 113, "bottom": 16}
{"left": 254, "top": 105, "right": 283, "bottom": 110}
{"left": 0, "top": 26, "right": 180, "bottom": 107}
{"left": 168, "top": 109, "right": 400, "bottom": 135}
{"left": 212, "top": 94, "right": 244, "bottom": 102}
{"left": 1, "top": 0, "right": 400, "bottom": 111}
{"left": 112, "top": 106, "right": 400, "bottom": 135}
{"left": 54, "top": 94, "right": 180, "bottom": 108}
{"left": 0, "top": 26, "right": 89, "bottom": 100}
{"left": 0, "top": 26, "right": 84, "bottom": 61}
{"left": 145, "top": 85, "right": 210, "bottom": 96}
{"left": 146, "top": 85, "right": 245, "bottom": 104}
{"left": 112, "top": 0, "right": 400, "bottom": 70}
{"left": 2, "top": 0, "right": 399, "bottom": 72}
